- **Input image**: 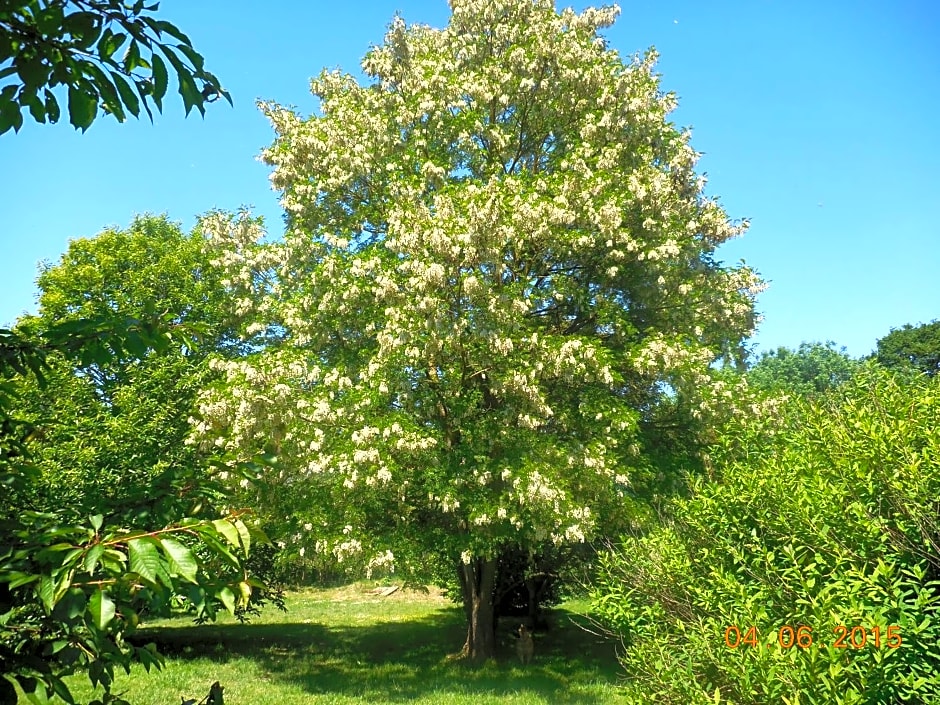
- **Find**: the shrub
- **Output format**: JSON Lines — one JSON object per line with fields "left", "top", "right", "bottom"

{"left": 593, "top": 366, "right": 940, "bottom": 704}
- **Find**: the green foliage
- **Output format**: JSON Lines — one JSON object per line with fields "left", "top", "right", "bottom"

{"left": 0, "top": 313, "right": 181, "bottom": 484}
{"left": 0, "top": 316, "right": 271, "bottom": 705}
{"left": 592, "top": 366, "right": 940, "bottom": 703}
{"left": 0, "top": 227, "right": 280, "bottom": 703}
{"left": 33, "top": 214, "right": 236, "bottom": 348}
{"left": 873, "top": 320, "right": 940, "bottom": 378}
{"left": 0, "top": 509, "right": 260, "bottom": 704}
{"left": 10, "top": 215, "right": 238, "bottom": 526}
{"left": 0, "top": 0, "right": 231, "bottom": 134}
{"left": 746, "top": 341, "right": 860, "bottom": 398}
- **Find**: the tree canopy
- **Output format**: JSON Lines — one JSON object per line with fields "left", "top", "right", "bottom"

{"left": 746, "top": 341, "right": 860, "bottom": 398}
{"left": 0, "top": 0, "right": 230, "bottom": 133}
{"left": 873, "top": 320, "right": 940, "bottom": 378}
{"left": 196, "top": 0, "right": 764, "bottom": 660}
{"left": 14, "top": 215, "right": 238, "bottom": 523}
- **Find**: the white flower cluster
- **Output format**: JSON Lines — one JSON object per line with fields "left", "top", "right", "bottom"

{"left": 333, "top": 538, "right": 363, "bottom": 563}
{"left": 437, "top": 494, "right": 461, "bottom": 513}
{"left": 365, "top": 550, "right": 395, "bottom": 579}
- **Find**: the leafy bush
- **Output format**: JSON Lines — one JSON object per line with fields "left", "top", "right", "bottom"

{"left": 0, "top": 319, "right": 273, "bottom": 705}
{"left": 593, "top": 366, "right": 940, "bottom": 704}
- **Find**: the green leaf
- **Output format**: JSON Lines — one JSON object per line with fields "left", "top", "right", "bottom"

{"left": 151, "top": 52, "right": 168, "bottom": 107}
{"left": 176, "top": 43, "right": 205, "bottom": 72}
{"left": 89, "top": 514, "right": 103, "bottom": 532}
{"left": 64, "top": 11, "right": 101, "bottom": 50}
{"left": 51, "top": 567, "right": 75, "bottom": 607}
{"left": 123, "top": 328, "right": 148, "bottom": 357}
{"left": 84, "top": 544, "right": 104, "bottom": 574}
{"left": 233, "top": 518, "right": 251, "bottom": 556}
{"left": 15, "top": 54, "right": 48, "bottom": 91}
{"left": 127, "top": 537, "right": 167, "bottom": 587}
{"left": 150, "top": 19, "right": 191, "bottom": 45}
{"left": 100, "top": 547, "right": 127, "bottom": 572}
{"left": 217, "top": 586, "right": 235, "bottom": 615}
{"left": 84, "top": 63, "right": 124, "bottom": 120}
{"left": 67, "top": 85, "right": 97, "bottom": 131}
{"left": 212, "top": 518, "right": 241, "bottom": 549}
{"left": 162, "top": 48, "right": 201, "bottom": 116}
{"left": 24, "top": 679, "right": 50, "bottom": 705}
{"left": 248, "top": 523, "right": 272, "bottom": 546}
{"left": 24, "top": 91, "right": 46, "bottom": 122}
{"left": 48, "top": 676, "right": 74, "bottom": 705}
{"left": 202, "top": 70, "right": 232, "bottom": 106}
{"left": 112, "top": 73, "right": 141, "bottom": 118}
{"left": 64, "top": 588, "right": 86, "bottom": 620}
{"left": 38, "top": 575, "right": 55, "bottom": 612}
{"left": 48, "top": 640, "right": 69, "bottom": 655}
{"left": 136, "top": 641, "right": 165, "bottom": 673}
{"left": 34, "top": 3, "right": 64, "bottom": 35}
{"left": 178, "top": 70, "right": 201, "bottom": 116}
{"left": 124, "top": 606, "right": 140, "bottom": 631}
{"left": 0, "top": 97, "right": 23, "bottom": 134}
{"left": 135, "top": 78, "right": 155, "bottom": 120}
{"left": 123, "top": 40, "right": 145, "bottom": 73}
{"left": 186, "top": 584, "right": 207, "bottom": 613}
{"left": 61, "top": 545, "right": 85, "bottom": 565}
{"left": 52, "top": 586, "right": 87, "bottom": 622}
{"left": 236, "top": 580, "right": 251, "bottom": 606}
{"left": 88, "top": 589, "right": 115, "bottom": 630}
{"left": 159, "top": 537, "right": 198, "bottom": 583}
{"left": 97, "top": 30, "right": 128, "bottom": 62}
{"left": 6, "top": 572, "right": 40, "bottom": 590}
{"left": 192, "top": 528, "right": 240, "bottom": 569}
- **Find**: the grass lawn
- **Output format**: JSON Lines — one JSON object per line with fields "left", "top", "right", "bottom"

{"left": 45, "top": 584, "right": 631, "bottom": 704}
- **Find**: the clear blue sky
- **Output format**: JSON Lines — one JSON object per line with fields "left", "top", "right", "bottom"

{"left": 1, "top": 0, "right": 937, "bottom": 358}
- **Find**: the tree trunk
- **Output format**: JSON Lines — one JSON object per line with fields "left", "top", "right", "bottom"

{"left": 525, "top": 573, "right": 552, "bottom": 629}
{"left": 458, "top": 556, "right": 498, "bottom": 661}
{"left": 526, "top": 576, "right": 539, "bottom": 626}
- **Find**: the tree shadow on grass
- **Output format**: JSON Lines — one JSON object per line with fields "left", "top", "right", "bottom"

{"left": 130, "top": 605, "right": 624, "bottom": 703}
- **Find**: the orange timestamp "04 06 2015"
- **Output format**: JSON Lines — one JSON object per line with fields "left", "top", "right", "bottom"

{"left": 724, "top": 625, "right": 902, "bottom": 650}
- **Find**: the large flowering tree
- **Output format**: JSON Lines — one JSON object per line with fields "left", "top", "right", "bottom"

{"left": 195, "top": 0, "right": 763, "bottom": 660}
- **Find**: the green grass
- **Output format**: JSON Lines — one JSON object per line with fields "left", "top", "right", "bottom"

{"left": 44, "top": 585, "right": 630, "bottom": 704}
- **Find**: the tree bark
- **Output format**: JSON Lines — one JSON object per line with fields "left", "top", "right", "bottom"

{"left": 458, "top": 556, "right": 498, "bottom": 661}
{"left": 526, "top": 576, "right": 539, "bottom": 626}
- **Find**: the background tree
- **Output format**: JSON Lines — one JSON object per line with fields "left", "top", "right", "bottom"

{"left": 873, "top": 320, "right": 940, "bottom": 378}
{"left": 0, "top": 0, "right": 230, "bottom": 133}
{"left": 13, "top": 214, "right": 240, "bottom": 525}
{"left": 0, "top": 217, "right": 281, "bottom": 704}
{"left": 746, "top": 341, "right": 860, "bottom": 398}
{"left": 196, "top": 0, "right": 763, "bottom": 660}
